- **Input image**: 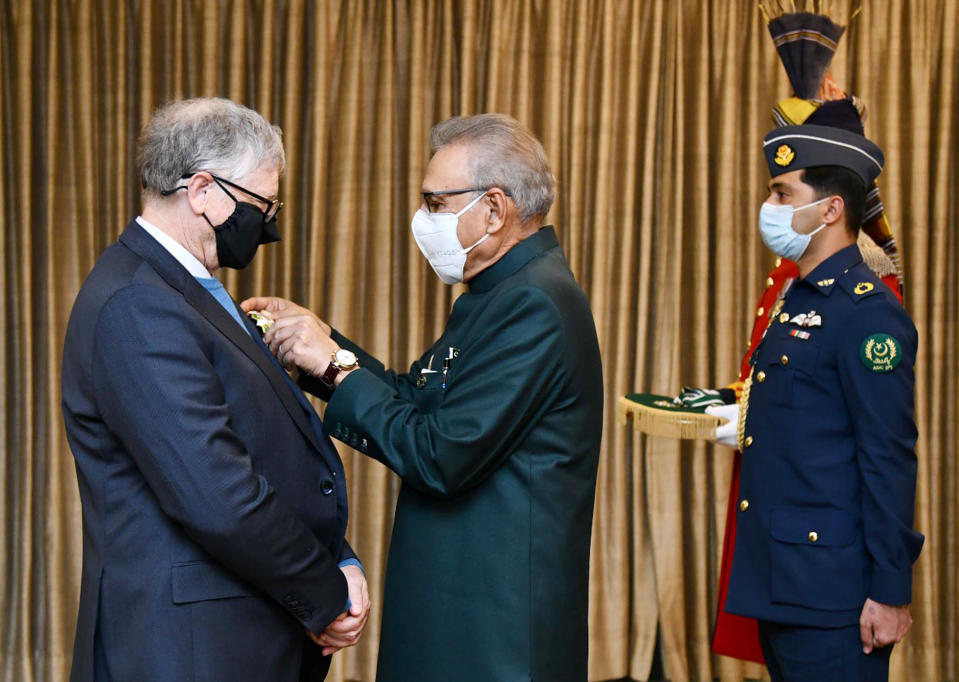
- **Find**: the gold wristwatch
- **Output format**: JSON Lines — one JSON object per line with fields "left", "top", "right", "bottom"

{"left": 320, "top": 348, "right": 359, "bottom": 390}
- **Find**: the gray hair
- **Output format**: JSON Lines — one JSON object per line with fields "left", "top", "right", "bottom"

{"left": 137, "top": 98, "right": 285, "bottom": 197}
{"left": 430, "top": 114, "right": 556, "bottom": 223}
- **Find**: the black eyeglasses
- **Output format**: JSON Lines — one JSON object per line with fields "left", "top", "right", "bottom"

{"left": 420, "top": 187, "right": 512, "bottom": 213}
{"left": 162, "top": 172, "right": 284, "bottom": 221}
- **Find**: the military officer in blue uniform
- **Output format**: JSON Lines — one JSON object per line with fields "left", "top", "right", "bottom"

{"left": 243, "top": 114, "right": 603, "bottom": 681}
{"left": 721, "top": 124, "right": 924, "bottom": 680}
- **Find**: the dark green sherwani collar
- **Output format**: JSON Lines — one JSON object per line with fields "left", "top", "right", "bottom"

{"left": 468, "top": 225, "right": 559, "bottom": 293}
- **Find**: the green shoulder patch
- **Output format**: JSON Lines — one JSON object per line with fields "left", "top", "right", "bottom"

{"left": 860, "top": 334, "right": 902, "bottom": 372}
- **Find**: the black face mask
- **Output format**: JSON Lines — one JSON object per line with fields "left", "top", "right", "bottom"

{"left": 162, "top": 173, "right": 284, "bottom": 269}
{"left": 205, "top": 202, "right": 281, "bottom": 270}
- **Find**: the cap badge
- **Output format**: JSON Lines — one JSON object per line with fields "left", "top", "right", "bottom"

{"left": 774, "top": 144, "right": 795, "bottom": 167}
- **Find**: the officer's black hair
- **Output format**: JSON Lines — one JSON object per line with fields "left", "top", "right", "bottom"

{"left": 800, "top": 166, "right": 867, "bottom": 236}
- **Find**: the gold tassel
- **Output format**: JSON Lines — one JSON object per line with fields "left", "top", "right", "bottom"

{"left": 758, "top": 2, "right": 771, "bottom": 24}
{"left": 759, "top": 0, "right": 859, "bottom": 22}
{"left": 617, "top": 396, "right": 726, "bottom": 441}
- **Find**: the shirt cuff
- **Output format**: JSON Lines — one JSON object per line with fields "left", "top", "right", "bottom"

{"left": 338, "top": 558, "right": 365, "bottom": 573}
{"left": 337, "top": 558, "right": 365, "bottom": 611}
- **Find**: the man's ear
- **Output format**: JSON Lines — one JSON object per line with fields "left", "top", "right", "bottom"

{"left": 823, "top": 195, "right": 845, "bottom": 226}
{"left": 186, "top": 173, "right": 215, "bottom": 216}
{"left": 484, "top": 187, "right": 511, "bottom": 234}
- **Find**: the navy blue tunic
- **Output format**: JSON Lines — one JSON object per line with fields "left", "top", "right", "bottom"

{"left": 726, "top": 244, "right": 924, "bottom": 627}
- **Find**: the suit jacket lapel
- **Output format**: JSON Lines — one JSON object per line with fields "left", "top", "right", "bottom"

{"left": 118, "top": 221, "right": 325, "bottom": 454}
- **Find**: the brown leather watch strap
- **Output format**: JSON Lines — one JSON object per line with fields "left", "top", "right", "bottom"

{"left": 320, "top": 362, "right": 339, "bottom": 388}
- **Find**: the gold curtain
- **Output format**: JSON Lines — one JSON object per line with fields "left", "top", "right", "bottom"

{"left": 1, "top": 1, "right": 956, "bottom": 680}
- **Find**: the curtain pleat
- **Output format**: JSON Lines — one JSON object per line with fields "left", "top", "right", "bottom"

{"left": 1, "top": 1, "right": 956, "bottom": 680}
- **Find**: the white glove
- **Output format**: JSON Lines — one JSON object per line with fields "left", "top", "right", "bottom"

{"left": 705, "top": 403, "right": 740, "bottom": 448}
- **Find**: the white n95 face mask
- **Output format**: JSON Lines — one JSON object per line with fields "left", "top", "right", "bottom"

{"left": 410, "top": 191, "right": 490, "bottom": 284}
{"left": 757, "top": 197, "right": 829, "bottom": 261}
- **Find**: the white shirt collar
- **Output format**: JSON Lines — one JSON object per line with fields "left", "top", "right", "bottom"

{"left": 135, "top": 216, "right": 212, "bottom": 279}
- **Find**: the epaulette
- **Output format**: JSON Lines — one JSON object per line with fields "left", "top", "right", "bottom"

{"left": 837, "top": 269, "right": 885, "bottom": 303}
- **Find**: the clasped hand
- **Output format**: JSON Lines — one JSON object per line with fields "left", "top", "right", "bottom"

{"left": 241, "top": 297, "right": 335, "bottom": 376}
{"left": 309, "top": 564, "right": 371, "bottom": 656}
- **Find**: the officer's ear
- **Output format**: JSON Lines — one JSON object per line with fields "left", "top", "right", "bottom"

{"left": 483, "top": 187, "right": 510, "bottom": 234}
{"left": 823, "top": 195, "right": 845, "bottom": 226}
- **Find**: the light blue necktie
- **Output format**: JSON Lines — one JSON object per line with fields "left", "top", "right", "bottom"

{"left": 195, "top": 277, "right": 251, "bottom": 336}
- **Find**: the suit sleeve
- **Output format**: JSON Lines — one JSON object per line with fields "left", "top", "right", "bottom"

{"left": 337, "top": 539, "right": 359, "bottom": 565}
{"left": 838, "top": 298, "right": 924, "bottom": 605}
{"left": 92, "top": 285, "right": 347, "bottom": 634}
{"left": 322, "top": 286, "right": 567, "bottom": 499}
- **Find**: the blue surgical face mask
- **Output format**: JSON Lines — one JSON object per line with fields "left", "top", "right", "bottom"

{"left": 757, "top": 197, "right": 830, "bottom": 261}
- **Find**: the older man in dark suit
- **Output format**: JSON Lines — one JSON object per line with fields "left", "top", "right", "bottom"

{"left": 61, "top": 98, "right": 369, "bottom": 681}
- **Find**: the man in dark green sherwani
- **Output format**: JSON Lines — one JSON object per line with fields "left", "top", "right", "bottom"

{"left": 244, "top": 113, "right": 603, "bottom": 681}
